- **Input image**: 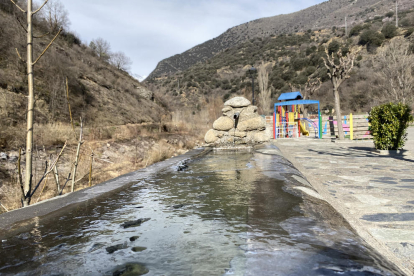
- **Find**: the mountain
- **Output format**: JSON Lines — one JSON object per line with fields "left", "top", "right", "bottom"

{"left": 146, "top": 4, "right": 414, "bottom": 115}
{"left": 148, "top": 0, "right": 413, "bottom": 79}
{"left": 0, "top": 1, "right": 162, "bottom": 132}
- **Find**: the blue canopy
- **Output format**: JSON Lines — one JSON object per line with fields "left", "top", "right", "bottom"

{"left": 278, "top": 92, "right": 303, "bottom": 101}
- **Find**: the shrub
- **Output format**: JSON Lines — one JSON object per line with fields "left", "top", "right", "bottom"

{"left": 223, "top": 93, "right": 230, "bottom": 101}
{"left": 368, "top": 103, "right": 413, "bottom": 150}
{"left": 400, "top": 18, "right": 411, "bottom": 27}
{"left": 359, "top": 30, "right": 385, "bottom": 47}
{"left": 381, "top": 23, "right": 398, "bottom": 39}
{"left": 385, "top": 11, "right": 394, "bottom": 18}
{"left": 328, "top": 40, "right": 341, "bottom": 55}
{"left": 349, "top": 24, "right": 364, "bottom": 36}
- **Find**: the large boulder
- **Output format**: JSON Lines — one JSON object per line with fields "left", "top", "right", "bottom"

{"left": 239, "top": 105, "right": 258, "bottom": 122}
{"left": 237, "top": 116, "right": 266, "bottom": 132}
{"left": 204, "top": 129, "right": 218, "bottom": 143}
{"left": 224, "top": 97, "right": 251, "bottom": 108}
{"left": 222, "top": 106, "right": 234, "bottom": 117}
{"left": 213, "top": 116, "right": 234, "bottom": 131}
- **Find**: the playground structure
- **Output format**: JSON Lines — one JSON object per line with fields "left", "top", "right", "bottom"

{"left": 273, "top": 92, "right": 322, "bottom": 139}
{"left": 272, "top": 92, "right": 372, "bottom": 140}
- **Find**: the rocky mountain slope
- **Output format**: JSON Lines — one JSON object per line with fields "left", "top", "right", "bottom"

{"left": 148, "top": 0, "right": 413, "bottom": 79}
{"left": 147, "top": 7, "right": 414, "bottom": 115}
{"left": 0, "top": 2, "right": 162, "bottom": 135}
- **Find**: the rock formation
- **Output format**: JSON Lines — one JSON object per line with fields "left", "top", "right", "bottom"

{"left": 204, "top": 96, "right": 270, "bottom": 145}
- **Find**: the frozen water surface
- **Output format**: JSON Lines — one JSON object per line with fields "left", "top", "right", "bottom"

{"left": 0, "top": 147, "right": 404, "bottom": 275}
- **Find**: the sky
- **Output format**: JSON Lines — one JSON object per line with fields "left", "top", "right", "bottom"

{"left": 60, "top": 0, "right": 326, "bottom": 80}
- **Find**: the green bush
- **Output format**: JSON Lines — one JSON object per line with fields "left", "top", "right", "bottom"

{"left": 349, "top": 24, "right": 365, "bottom": 36}
{"left": 359, "top": 30, "right": 385, "bottom": 46}
{"left": 385, "top": 11, "right": 394, "bottom": 18}
{"left": 400, "top": 18, "right": 412, "bottom": 27}
{"left": 328, "top": 40, "right": 341, "bottom": 55}
{"left": 368, "top": 103, "right": 414, "bottom": 150}
{"left": 381, "top": 23, "right": 398, "bottom": 39}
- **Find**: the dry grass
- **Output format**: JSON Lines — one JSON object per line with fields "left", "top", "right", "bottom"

{"left": 0, "top": 117, "right": 206, "bottom": 214}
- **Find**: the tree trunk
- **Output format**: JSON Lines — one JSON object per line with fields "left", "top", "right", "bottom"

{"left": 71, "top": 119, "right": 83, "bottom": 192}
{"left": 303, "top": 106, "right": 308, "bottom": 119}
{"left": 333, "top": 87, "right": 344, "bottom": 140}
{"left": 24, "top": 0, "right": 34, "bottom": 207}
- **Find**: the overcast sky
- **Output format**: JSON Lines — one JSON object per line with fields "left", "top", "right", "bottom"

{"left": 62, "top": 0, "right": 326, "bottom": 79}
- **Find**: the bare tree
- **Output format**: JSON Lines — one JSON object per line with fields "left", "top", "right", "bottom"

{"left": 110, "top": 51, "right": 132, "bottom": 71}
{"left": 40, "top": 0, "right": 70, "bottom": 32}
{"left": 10, "top": 0, "right": 62, "bottom": 206}
{"left": 374, "top": 37, "right": 414, "bottom": 105}
{"left": 90, "top": 38, "right": 111, "bottom": 61}
{"left": 257, "top": 62, "right": 272, "bottom": 115}
{"left": 303, "top": 77, "right": 322, "bottom": 118}
{"left": 322, "top": 46, "right": 360, "bottom": 140}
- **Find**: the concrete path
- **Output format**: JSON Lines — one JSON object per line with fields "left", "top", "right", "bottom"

{"left": 275, "top": 127, "right": 414, "bottom": 276}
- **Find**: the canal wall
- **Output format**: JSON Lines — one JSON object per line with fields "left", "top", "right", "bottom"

{"left": 0, "top": 148, "right": 210, "bottom": 233}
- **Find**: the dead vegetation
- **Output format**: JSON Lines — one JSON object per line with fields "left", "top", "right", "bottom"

{"left": 0, "top": 121, "right": 204, "bottom": 213}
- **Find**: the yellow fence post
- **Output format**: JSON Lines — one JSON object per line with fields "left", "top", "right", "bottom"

{"left": 350, "top": 113, "right": 353, "bottom": 140}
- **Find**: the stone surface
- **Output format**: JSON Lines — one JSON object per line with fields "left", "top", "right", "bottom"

{"left": 253, "top": 131, "right": 270, "bottom": 143}
{"left": 213, "top": 117, "right": 234, "bottom": 131}
{"left": 275, "top": 127, "right": 414, "bottom": 273}
{"left": 237, "top": 116, "right": 266, "bottom": 132}
{"left": 120, "top": 218, "right": 150, "bottom": 229}
{"left": 204, "top": 129, "right": 218, "bottom": 143}
{"left": 106, "top": 242, "right": 128, "bottom": 253}
{"left": 222, "top": 107, "right": 233, "bottom": 117}
{"left": 204, "top": 96, "right": 269, "bottom": 145}
{"left": 239, "top": 105, "right": 258, "bottom": 122}
{"left": 224, "top": 96, "right": 251, "bottom": 108}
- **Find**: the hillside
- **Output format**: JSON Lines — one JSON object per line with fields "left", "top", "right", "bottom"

{"left": 0, "top": 2, "right": 162, "bottom": 135}
{"left": 148, "top": 0, "right": 414, "bottom": 79}
{"left": 147, "top": 7, "right": 414, "bottom": 115}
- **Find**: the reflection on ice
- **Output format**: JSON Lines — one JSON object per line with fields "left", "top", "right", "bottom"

{"left": 0, "top": 147, "right": 403, "bottom": 276}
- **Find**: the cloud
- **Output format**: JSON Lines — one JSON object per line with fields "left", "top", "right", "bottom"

{"left": 62, "top": 0, "right": 325, "bottom": 77}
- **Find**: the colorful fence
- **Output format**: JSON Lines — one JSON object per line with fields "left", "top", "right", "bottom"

{"left": 319, "top": 114, "right": 372, "bottom": 140}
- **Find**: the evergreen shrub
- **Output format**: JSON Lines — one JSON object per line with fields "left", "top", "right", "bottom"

{"left": 381, "top": 23, "right": 398, "bottom": 39}
{"left": 368, "top": 103, "right": 414, "bottom": 150}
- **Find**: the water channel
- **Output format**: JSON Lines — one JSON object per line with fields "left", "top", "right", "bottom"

{"left": 0, "top": 146, "right": 404, "bottom": 275}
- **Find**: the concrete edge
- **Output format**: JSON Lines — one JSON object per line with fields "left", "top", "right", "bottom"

{"left": 273, "top": 140, "right": 413, "bottom": 276}
{"left": 0, "top": 147, "right": 211, "bottom": 232}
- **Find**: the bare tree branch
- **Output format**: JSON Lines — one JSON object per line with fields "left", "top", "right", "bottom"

{"left": 9, "top": 0, "right": 25, "bottom": 13}
{"left": 15, "top": 48, "right": 24, "bottom": 62}
{"left": 34, "top": 32, "right": 51, "bottom": 39}
{"left": 32, "top": 28, "right": 62, "bottom": 66}
{"left": 29, "top": 141, "right": 67, "bottom": 197}
{"left": 33, "top": 0, "right": 49, "bottom": 15}
{"left": 71, "top": 118, "right": 84, "bottom": 192}
{"left": 0, "top": 202, "right": 9, "bottom": 212}
{"left": 17, "top": 148, "right": 25, "bottom": 206}
{"left": 35, "top": 174, "right": 49, "bottom": 203}
{"left": 88, "top": 151, "right": 94, "bottom": 187}
{"left": 16, "top": 16, "right": 50, "bottom": 38}
{"left": 59, "top": 173, "right": 71, "bottom": 195}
